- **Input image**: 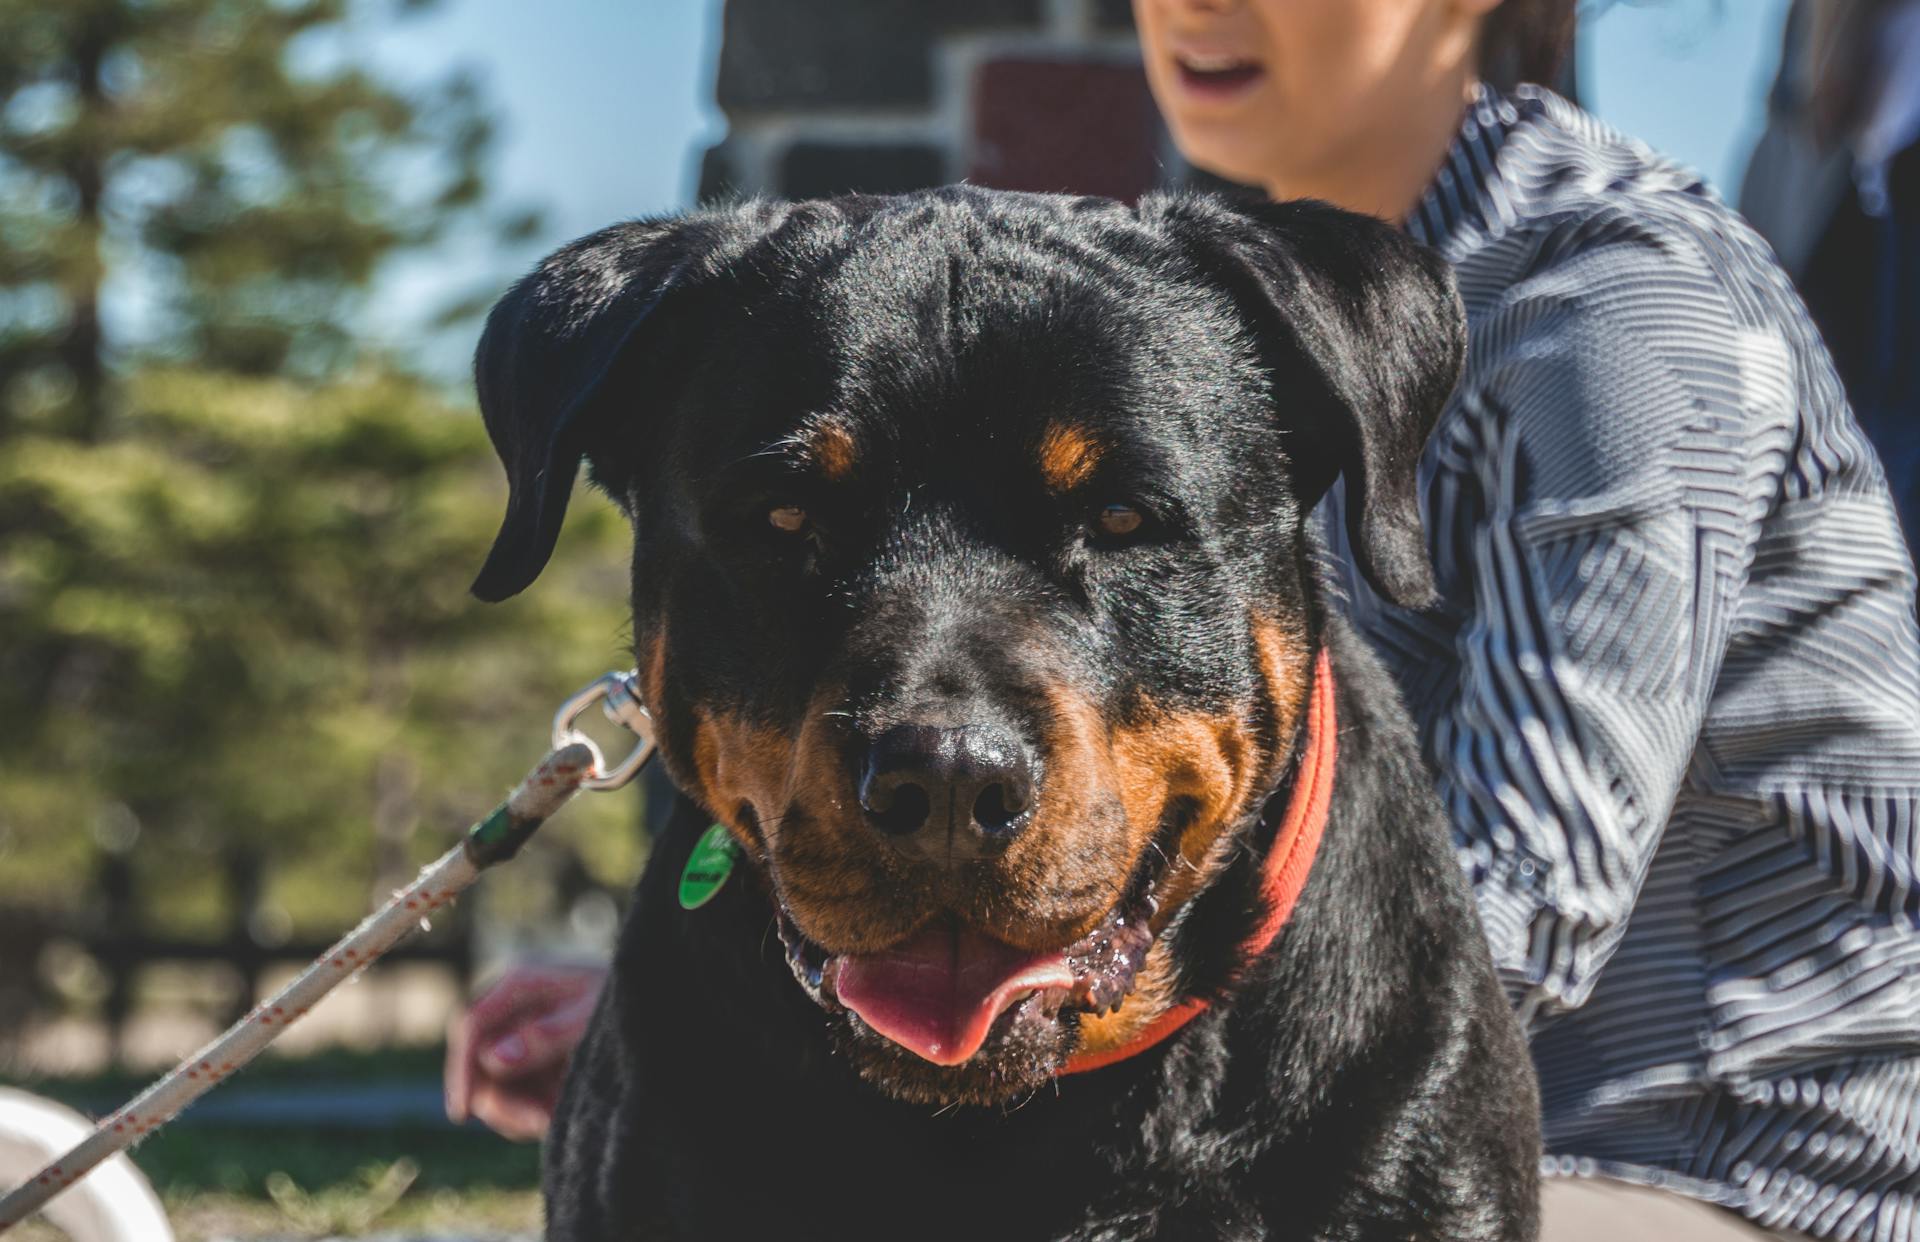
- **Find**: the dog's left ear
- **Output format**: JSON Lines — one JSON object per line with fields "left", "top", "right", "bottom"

{"left": 1147, "top": 194, "right": 1466, "bottom": 610}
{"left": 469, "top": 203, "right": 786, "bottom": 602}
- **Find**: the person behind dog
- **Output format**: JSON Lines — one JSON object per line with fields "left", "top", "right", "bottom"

{"left": 1129, "top": 0, "right": 1920, "bottom": 1238}
{"left": 447, "top": 1, "right": 1920, "bottom": 1236}
{"left": 1740, "top": 0, "right": 1920, "bottom": 551}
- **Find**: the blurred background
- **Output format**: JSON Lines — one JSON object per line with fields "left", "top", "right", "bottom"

{"left": 0, "top": 0, "right": 1880, "bottom": 1236}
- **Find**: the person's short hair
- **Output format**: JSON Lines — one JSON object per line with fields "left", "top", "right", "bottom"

{"left": 1480, "top": 0, "right": 1578, "bottom": 91}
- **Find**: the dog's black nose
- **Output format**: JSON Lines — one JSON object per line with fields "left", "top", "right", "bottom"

{"left": 859, "top": 723, "right": 1036, "bottom": 858}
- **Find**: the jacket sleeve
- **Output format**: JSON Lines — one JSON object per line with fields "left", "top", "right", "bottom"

{"left": 1419, "top": 240, "right": 1790, "bottom": 1026}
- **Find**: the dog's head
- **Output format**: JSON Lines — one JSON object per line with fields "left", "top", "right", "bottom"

{"left": 472, "top": 189, "right": 1461, "bottom": 1106}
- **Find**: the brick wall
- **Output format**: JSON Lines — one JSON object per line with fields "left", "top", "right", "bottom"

{"left": 699, "top": 0, "right": 1184, "bottom": 204}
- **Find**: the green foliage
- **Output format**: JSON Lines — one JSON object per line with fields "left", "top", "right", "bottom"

{"left": 0, "top": 0, "right": 641, "bottom": 968}
{"left": 0, "top": 368, "right": 635, "bottom": 934}
{"left": 0, "top": 0, "right": 513, "bottom": 430}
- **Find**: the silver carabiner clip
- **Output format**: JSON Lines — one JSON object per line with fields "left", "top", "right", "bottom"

{"left": 552, "top": 670, "right": 656, "bottom": 791}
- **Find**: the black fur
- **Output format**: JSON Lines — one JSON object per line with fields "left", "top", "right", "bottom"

{"left": 471, "top": 187, "right": 1539, "bottom": 1241}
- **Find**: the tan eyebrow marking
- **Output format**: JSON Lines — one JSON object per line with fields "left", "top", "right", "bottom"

{"left": 805, "top": 417, "right": 859, "bottom": 482}
{"left": 1037, "top": 423, "right": 1103, "bottom": 493}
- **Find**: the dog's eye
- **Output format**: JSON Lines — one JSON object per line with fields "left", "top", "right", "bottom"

{"left": 1095, "top": 504, "right": 1144, "bottom": 538}
{"left": 768, "top": 505, "right": 809, "bottom": 534}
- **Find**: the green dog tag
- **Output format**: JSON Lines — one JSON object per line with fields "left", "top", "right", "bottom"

{"left": 679, "top": 823, "right": 740, "bottom": 910}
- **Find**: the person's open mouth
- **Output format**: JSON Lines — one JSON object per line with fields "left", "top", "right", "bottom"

{"left": 774, "top": 843, "right": 1171, "bottom": 1066}
{"left": 1174, "top": 51, "right": 1265, "bottom": 100}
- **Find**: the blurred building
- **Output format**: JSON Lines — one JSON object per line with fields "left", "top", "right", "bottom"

{"left": 697, "top": 0, "right": 1171, "bottom": 203}
{"left": 693, "top": 0, "right": 1582, "bottom": 207}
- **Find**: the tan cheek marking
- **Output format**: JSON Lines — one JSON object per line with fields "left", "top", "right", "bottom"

{"left": 689, "top": 688, "right": 905, "bottom": 952}
{"left": 786, "top": 698, "right": 856, "bottom": 829}
{"left": 690, "top": 712, "right": 793, "bottom": 853}
{"left": 1110, "top": 709, "right": 1258, "bottom": 913}
{"left": 1071, "top": 616, "right": 1314, "bottom": 1061}
{"left": 1250, "top": 617, "right": 1311, "bottom": 754}
{"left": 639, "top": 632, "right": 669, "bottom": 718}
{"left": 1034, "top": 708, "right": 1246, "bottom": 1064}
{"left": 1019, "top": 690, "right": 1147, "bottom": 933}
{"left": 1154, "top": 618, "right": 1312, "bottom": 887}
{"left": 809, "top": 418, "right": 859, "bottom": 482}
{"left": 771, "top": 696, "right": 921, "bottom": 950}
{"left": 1037, "top": 423, "right": 1102, "bottom": 493}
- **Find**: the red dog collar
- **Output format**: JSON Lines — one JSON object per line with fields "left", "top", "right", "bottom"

{"left": 1062, "top": 646, "right": 1337, "bottom": 1076}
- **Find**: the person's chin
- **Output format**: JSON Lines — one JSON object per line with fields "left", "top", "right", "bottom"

{"left": 1169, "top": 125, "right": 1275, "bottom": 192}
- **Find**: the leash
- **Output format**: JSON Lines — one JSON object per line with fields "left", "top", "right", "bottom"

{"left": 1061, "top": 646, "right": 1336, "bottom": 1075}
{"left": 0, "top": 654, "right": 1336, "bottom": 1226}
{"left": 0, "top": 670, "right": 656, "bottom": 1235}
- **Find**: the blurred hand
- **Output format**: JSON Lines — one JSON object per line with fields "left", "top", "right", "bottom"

{"left": 445, "top": 962, "right": 607, "bottom": 1141}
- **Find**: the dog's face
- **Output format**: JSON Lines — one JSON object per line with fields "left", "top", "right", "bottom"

{"left": 472, "top": 189, "right": 1460, "bottom": 1106}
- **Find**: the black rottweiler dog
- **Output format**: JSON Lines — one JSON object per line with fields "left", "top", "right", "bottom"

{"left": 471, "top": 187, "right": 1539, "bottom": 1241}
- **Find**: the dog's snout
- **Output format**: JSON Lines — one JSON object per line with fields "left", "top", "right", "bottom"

{"left": 859, "top": 723, "right": 1036, "bottom": 859}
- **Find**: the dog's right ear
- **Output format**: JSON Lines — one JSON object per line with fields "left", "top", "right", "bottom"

{"left": 469, "top": 204, "right": 786, "bottom": 602}
{"left": 1142, "top": 194, "right": 1465, "bottom": 611}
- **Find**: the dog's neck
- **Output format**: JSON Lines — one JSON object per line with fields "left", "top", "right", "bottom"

{"left": 1061, "top": 644, "right": 1337, "bottom": 1076}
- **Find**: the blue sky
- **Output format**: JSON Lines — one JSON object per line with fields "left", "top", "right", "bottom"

{"left": 361, "top": 0, "right": 727, "bottom": 357}
{"left": 1581, "top": 0, "right": 1792, "bottom": 195}
{"left": 363, "top": 0, "right": 1793, "bottom": 369}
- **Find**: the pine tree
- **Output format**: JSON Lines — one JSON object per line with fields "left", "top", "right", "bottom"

{"left": 0, "top": 0, "right": 635, "bottom": 1033}
{"left": 0, "top": 0, "right": 512, "bottom": 431}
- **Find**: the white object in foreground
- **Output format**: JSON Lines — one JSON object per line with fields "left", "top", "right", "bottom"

{"left": 0, "top": 1089, "right": 172, "bottom": 1242}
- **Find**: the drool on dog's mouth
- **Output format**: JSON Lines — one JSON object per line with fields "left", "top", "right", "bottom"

{"left": 774, "top": 849, "right": 1169, "bottom": 1067}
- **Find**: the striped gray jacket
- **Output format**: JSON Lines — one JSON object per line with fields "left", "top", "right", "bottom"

{"left": 1326, "top": 85, "right": 1920, "bottom": 1239}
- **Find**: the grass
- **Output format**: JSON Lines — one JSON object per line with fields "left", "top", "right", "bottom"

{"left": 4, "top": 1047, "right": 543, "bottom": 1238}
{"left": 13, "top": 1190, "right": 540, "bottom": 1241}
{"left": 13, "top": 1186, "right": 541, "bottom": 1241}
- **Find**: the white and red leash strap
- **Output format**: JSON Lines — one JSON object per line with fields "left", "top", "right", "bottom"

{"left": 0, "top": 672, "right": 652, "bottom": 1233}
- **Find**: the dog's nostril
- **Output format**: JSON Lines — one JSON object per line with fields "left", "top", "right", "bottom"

{"left": 972, "top": 782, "right": 1022, "bottom": 833}
{"left": 860, "top": 721, "right": 1036, "bottom": 853}
{"left": 868, "top": 781, "right": 932, "bottom": 835}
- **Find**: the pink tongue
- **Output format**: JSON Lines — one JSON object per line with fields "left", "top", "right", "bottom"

{"left": 835, "top": 923, "right": 1075, "bottom": 1066}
